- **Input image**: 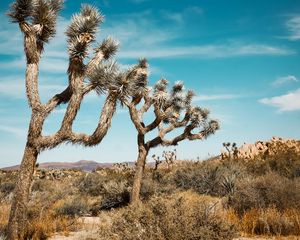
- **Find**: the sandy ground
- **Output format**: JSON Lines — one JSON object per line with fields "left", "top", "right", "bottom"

{"left": 49, "top": 217, "right": 101, "bottom": 240}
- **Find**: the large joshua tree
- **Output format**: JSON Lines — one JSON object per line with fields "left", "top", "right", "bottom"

{"left": 6, "top": 0, "right": 147, "bottom": 238}
{"left": 126, "top": 79, "right": 220, "bottom": 203}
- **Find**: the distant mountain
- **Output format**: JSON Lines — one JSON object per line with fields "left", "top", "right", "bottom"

{"left": 1, "top": 160, "right": 117, "bottom": 172}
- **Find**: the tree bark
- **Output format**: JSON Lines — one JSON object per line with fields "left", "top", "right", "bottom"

{"left": 7, "top": 143, "right": 38, "bottom": 240}
{"left": 130, "top": 134, "right": 148, "bottom": 204}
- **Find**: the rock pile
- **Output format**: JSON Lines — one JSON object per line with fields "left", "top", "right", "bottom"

{"left": 221, "top": 137, "right": 300, "bottom": 160}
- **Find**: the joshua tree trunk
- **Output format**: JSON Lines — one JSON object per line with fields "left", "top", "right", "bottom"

{"left": 131, "top": 134, "right": 148, "bottom": 204}
{"left": 7, "top": 1, "right": 150, "bottom": 238}
{"left": 8, "top": 143, "right": 38, "bottom": 240}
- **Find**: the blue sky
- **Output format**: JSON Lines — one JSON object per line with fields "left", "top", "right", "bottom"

{"left": 0, "top": 0, "right": 300, "bottom": 167}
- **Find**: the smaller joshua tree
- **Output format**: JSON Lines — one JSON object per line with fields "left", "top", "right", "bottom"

{"left": 126, "top": 79, "right": 220, "bottom": 203}
{"left": 222, "top": 142, "right": 238, "bottom": 159}
{"left": 152, "top": 154, "right": 162, "bottom": 171}
{"left": 162, "top": 149, "right": 177, "bottom": 170}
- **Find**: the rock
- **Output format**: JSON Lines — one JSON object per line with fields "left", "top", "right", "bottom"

{"left": 220, "top": 137, "right": 300, "bottom": 160}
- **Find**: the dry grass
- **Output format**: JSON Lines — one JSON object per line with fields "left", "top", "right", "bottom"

{"left": 97, "top": 191, "right": 237, "bottom": 240}
{"left": 227, "top": 207, "right": 300, "bottom": 237}
{"left": 0, "top": 146, "right": 299, "bottom": 239}
{"left": 0, "top": 204, "right": 10, "bottom": 235}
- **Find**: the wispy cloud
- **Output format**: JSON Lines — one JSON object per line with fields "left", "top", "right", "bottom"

{"left": 160, "top": 7, "right": 203, "bottom": 25}
{"left": 53, "top": 108, "right": 66, "bottom": 114}
{"left": 193, "top": 94, "right": 241, "bottom": 101}
{"left": 285, "top": 15, "right": 300, "bottom": 40}
{"left": 0, "top": 125, "right": 27, "bottom": 138}
{"left": 118, "top": 43, "right": 293, "bottom": 59}
{"left": 0, "top": 78, "right": 65, "bottom": 99}
{"left": 259, "top": 88, "right": 300, "bottom": 112}
{"left": 272, "top": 75, "right": 298, "bottom": 86}
{"left": 0, "top": 10, "right": 295, "bottom": 65}
{"left": 129, "top": 0, "right": 149, "bottom": 4}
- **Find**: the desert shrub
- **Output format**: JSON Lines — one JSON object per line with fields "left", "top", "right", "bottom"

{"left": 238, "top": 146, "right": 300, "bottom": 178}
{"left": 78, "top": 172, "right": 131, "bottom": 210}
{"left": 31, "top": 179, "right": 52, "bottom": 192}
{"left": 172, "top": 160, "right": 245, "bottom": 197}
{"left": 55, "top": 199, "right": 88, "bottom": 217}
{"left": 0, "top": 204, "right": 10, "bottom": 237}
{"left": 229, "top": 172, "right": 300, "bottom": 215}
{"left": 78, "top": 172, "right": 104, "bottom": 196}
{"left": 24, "top": 214, "right": 81, "bottom": 240}
{"left": 0, "top": 182, "right": 15, "bottom": 194}
{"left": 78, "top": 171, "right": 133, "bottom": 196}
{"left": 98, "top": 191, "right": 237, "bottom": 240}
{"left": 99, "top": 180, "right": 130, "bottom": 210}
{"left": 239, "top": 207, "right": 300, "bottom": 236}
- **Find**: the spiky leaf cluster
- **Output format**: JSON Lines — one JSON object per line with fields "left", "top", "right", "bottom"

{"left": 66, "top": 5, "right": 103, "bottom": 40}
{"left": 170, "top": 81, "right": 186, "bottom": 113}
{"left": 66, "top": 5, "right": 103, "bottom": 59}
{"left": 98, "top": 37, "right": 119, "bottom": 59}
{"left": 88, "top": 61, "right": 119, "bottom": 94}
{"left": 185, "top": 90, "right": 195, "bottom": 109}
{"left": 8, "top": 0, "right": 63, "bottom": 43}
{"left": 204, "top": 119, "right": 220, "bottom": 136}
{"left": 153, "top": 80, "right": 189, "bottom": 122}
{"left": 7, "top": 0, "right": 36, "bottom": 23}
{"left": 32, "top": 0, "right": 63, "bottom": 43}
{"left": 111, "top": 59, "right": 149, "bottom": 104}
{"left": 189, "top": 107, "right": 209, "bottom": 127}
{"left": 153, "top": 78, "right": 169, "bottom": 108}
{"left": 151, "top": 79, "right": 219, "bottom": 132}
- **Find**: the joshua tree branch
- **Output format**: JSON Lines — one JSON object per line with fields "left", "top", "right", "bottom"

{"left": 20, "top": 22, "right": 43, "bottom": 110}
{"left": 68, "top": 92, "right": 117, "bottom": 146}
{"left": 147, "top": 126, "right": 204, "bottom": 148}
{"left": 138, "top": 95, "right": 153, "bottom": 117}
{"left": 37, "top": 92, "right": 117, "bottom": 149}
{"left": 44, "top": 86, "right": 72, "bottom": 113}
{"left": 128, "top": 103, "right": 146, "bottom": 134}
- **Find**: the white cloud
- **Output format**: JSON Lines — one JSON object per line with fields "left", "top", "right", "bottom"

{"left": 193, "top": 94, "right": 241, "bottom": 101}
{"left": 259, "top": 88, "right": 300, "bottom": 112}
{"left": 272, "top": 75, "right": 298, "bottom": 86}
{"left": 285, "top": 16, "right": 300, "bottom": 41}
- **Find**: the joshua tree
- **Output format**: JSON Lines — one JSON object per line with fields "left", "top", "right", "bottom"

{"left": 222, "top": 142, "right": 238, "bottom": 159}
{"left": 162, "top": 149, "right": 177, "bottom": 170}
{"left": 152, "top": 154, "right": 162, "bottom": 171}
{"left": 6, "top": 0, "right": 146, "bottom": 238}
{"left": 126, "top": 79, "right": 220, "bottom": 204}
